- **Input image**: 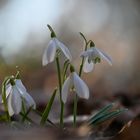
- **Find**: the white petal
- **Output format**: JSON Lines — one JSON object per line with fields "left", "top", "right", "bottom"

{"left": 62, "top": 76, "right": 72, "bottom": 103}
{"left": 83, "top": 57, "right": 94, "bottom": 73}
{"left": 80, "top": 49, "right": 93, "bottom": 58}
{"left": 42, "top": 39, "right": 56, "bottom": 66}
{"left": 42, "top": 47, "right": 48, "bottom": 66}
{"left": 97, "top": 48, "right": 112, "bottom": 65}
{"left": 22, "top": 92, "right": 36, "bottom": 109}
{"left": 15, "top": 80, "right": 36, "bottom": 109}
{"left": 7, "top": 92, "right": 14, "bottom": 116}
{"left": 15, "top": 79, "right": 27, "bottom": 94}
{"left": 91, "top": 47, "right": 100, "bottom": 57}
{"left": 7, "top": 89, "right": 14, "bottom": 116}
{"left": 72, "top": 72, "right": 89, "bottom": 99}
{"left": 2, "top": 83, "right": 12, "bottom": 104}
{"left": 11, "top": 86, "right": 22, "bottom": 115}
{"left": 5, "top": 84, "right": 12, "bottom": 99}
{"left": 55, "top": 38, "right": 72, "bottom": 61}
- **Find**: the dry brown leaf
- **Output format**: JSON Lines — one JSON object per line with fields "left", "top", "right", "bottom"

{"left": 111, "top": 118, "right": 140, "bottom": 140}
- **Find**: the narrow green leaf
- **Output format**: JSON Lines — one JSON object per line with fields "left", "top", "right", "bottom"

{"left": 21, "top": 106, "right": 33, "bottom": 122}
{"left": 33, "top": 109, "right": 57, "bottom": 127}
{"left": 21, "top": 98, "right": 26, "bottom": 114}
{"left": 20, "top": 112, "right": 37, "bottom": 125}
{"left": 90, "top": 109, "right": 127, "bottom": 126}
{"left": 40, "top": 88, "right": 57, "bottom": 125}
{"left": 88, "top": 103, "right": 114, "bottom": 124}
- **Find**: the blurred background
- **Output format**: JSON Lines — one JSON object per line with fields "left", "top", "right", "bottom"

{"left": 0, "top": 0, "right": 140, "bottom": 120}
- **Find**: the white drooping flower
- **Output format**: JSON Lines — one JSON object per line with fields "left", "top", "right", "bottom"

{"left": 81, "top": 44, "right": 112, "bottom": 73}
{"left": 62, "top": 71, "right": 89, "bottom": 103}
{"left": 42, "top": 37, "right": 72, "bottom": 66}
{"left": 6, "top": 79, "right": 36, "bottom": 116}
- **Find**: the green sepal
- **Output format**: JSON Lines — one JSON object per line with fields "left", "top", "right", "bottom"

{"left": 90, "top": 41, "right": 95, "bottom": 48}
{"left": 70, "top": 65, "right": 75, "bottom": 73}
{"left": 47, "top": 24, "right": 56, "bottom": 38}
{"left": 15, "top": 71, "right": 20, "bottom": 79}
{"left": 94, "top": 57, "right": 101, "bottom": 64}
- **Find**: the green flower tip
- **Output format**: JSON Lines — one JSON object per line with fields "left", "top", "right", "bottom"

{"left": 15, "top": 71, "right": 20, "bottom": 79}
{"left": 90, "top": 41, "right": 95, "bottom": 48}
{"left": 70, "top": 65, "right": 75, "bottom": 73}
{"left": 79, "top": 32, "right": 87, "bottom": 43}
{"left": 47, "top": 24, "right": 56, "bottom": 38}
{"left": 9, "top": 78, "right": 15, "bottom": 86}
{"left": 94, "top": 57, "right": 101, "bottom": 64}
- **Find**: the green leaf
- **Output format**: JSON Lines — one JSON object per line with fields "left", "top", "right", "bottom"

{"left": 21, "top": 105, "right": 33, "bottom": 122}
{"left": 40, "top": 88, "right": 57, "bottom": 126}
{"left": 92, "top": 109, "right": 127, "bottom": 125}
{"left": 88, "top": 103, "right": 127, "bottom": 127}
{"left": 88, "top": 103, "right": 114, "bottom": 124}
{"left": 20, "top": 112, "right": 36, "bottom": 124}
{"left": 33, "top": 109, "right": 57, "bottom": 127}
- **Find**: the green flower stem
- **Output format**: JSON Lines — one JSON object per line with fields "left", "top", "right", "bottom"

{"left": 56, "top": 56, "right": 64, "bottom": 127}
{"left": 79, "top": 40, "right": 91, "bottom": 77}
{"left": 73, "top": 33, "right": 91, "bottom": 127}
{"left": 21, "top": 98, "right": 27, "bottom": 122}
{"left": 73, "top": 94, "right": 78, "bottom": 127}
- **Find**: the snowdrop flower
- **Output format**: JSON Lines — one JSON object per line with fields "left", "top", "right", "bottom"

{"left": 42, "top": 25, "right": 72, "bottom": 66}
{"left": 62, "top": 66, "right": 89, "bottom": 103}
{"left": 6, "top": 78, "right": 36, "bottom": 116}
{"left": 81, "top": 41, "right": 112, "bottom": 73}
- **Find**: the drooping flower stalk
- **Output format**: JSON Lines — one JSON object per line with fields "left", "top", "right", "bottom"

{"left": 73, "top": 33, "right": 91, "bottom": 126}
{"left": 79, "top": 32, "right": 91, "bottom": 77}
{"left": 81, "top": 41, "right": 112, "bottom": 73}
{"left": 42, "top": 25, "right": 72, "bottom": 66}
{"left": 61, "top": 65, "right": 89, "bottom": 126}
{"left": 2, "top": 73, "right": 36, "bottom": 117}
{"left": 62, "top": 65, "right": 89, "bottom": 103}
{"left": 42, "top": 25, "right": 72, "bottom": 127}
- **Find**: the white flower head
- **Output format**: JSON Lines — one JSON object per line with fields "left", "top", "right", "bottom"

{"left": 81, "top": 42, "right": 112, "bottom": 73}
{"left": 62, "top": 66, "right": 89, "bottom": 103}
{"left": 42, "top": 25, "right": 72, "bottom": 66}
{"left": 6, "top": 78, "right": 36, "bottom": 116}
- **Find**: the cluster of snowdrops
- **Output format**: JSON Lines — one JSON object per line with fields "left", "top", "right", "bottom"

{"left": 1, "top": 25, "right": 114, "bottom": 128}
